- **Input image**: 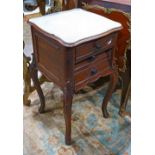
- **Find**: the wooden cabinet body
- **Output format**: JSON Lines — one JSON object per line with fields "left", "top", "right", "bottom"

{"left": 31, "top": 25, "right": 118, "bottom": 93}
{"left": 30, "top": 23, "right": 120, "bottom": 145}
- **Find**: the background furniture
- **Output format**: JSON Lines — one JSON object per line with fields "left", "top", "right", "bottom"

{"left": 78, "top": 0, "right": 130, "bottom": 13}
{"left": 23, "top": 0, "right": 62, "bottom": 105}
{"left": 23, "top": 0, "right": 46, "bottom": 106}
{"left": 119, "top": 49, "right": 130, "bottom": 116}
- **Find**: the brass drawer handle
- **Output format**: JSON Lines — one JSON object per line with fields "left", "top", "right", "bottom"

{"left": 90, "top": 68, "right": 97, "bottom": 75}
{"left": 87, "top": 55, "right": 96, "bottom": 62}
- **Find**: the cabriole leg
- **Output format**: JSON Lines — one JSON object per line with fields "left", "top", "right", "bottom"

{"left": 102, "top": 71, "right": 118, "bottom": 118}
{"left": 29, "top": 54, "right": 45, "bottom": 113}
{"left": 119, "top": 81, "right": 131, "bottom": 117}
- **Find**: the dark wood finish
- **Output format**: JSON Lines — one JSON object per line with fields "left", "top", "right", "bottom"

{"left": 37, "top": 0, "right": 46, "bottom": 15}
{"left": 30, "top": 22, "right": 120, "bottom": 144}
{"left": 29, "top": 2, "right": 122, "bottom": 144}
{"left": 102, "top": 69, "right": 118, "bottom": 118}
{"left": 119, "top": 80, "right": 130, "bottom": 116}
{"left": 62, "top": 0, "right": 78, "bottom": 10}
{"left": 75, "top": 33, "right": 116, "bottom": 62}
{"left": 29, "top": 54, "right": 46, "bottom": 113}
{"left": 75, "top": 49, "right": 112, "bottom": 70}
{"left": 23, "top": 52, "right": 31, "bottom": 106}
{"left": 63, "top": 82, "right": 73, "bottom": 145}
{"left": 74, "top": 48, "right": 114, "bottom": 91}
{"left": 119, "top": 49, "right": 131, "bottom": 116}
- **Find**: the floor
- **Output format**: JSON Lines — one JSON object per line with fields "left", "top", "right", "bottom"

{"left": 24, "top": 82, "right": 131, "bottom": 155}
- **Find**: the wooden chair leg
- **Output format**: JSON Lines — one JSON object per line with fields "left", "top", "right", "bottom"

{"left": 23, "top": 81, "right": 31, "bottom": 106}
{"left": 63, "top": 84, "right": 73, "bottom": 145}
{"left": 29, "top": 55, "right": 45, "bottom": 113}
{"left": 119, "top": 80, "right": 131, "bottom": 117}
{"left": 102, "top": 71, "right": 118, "bottom": 118}
{"left": 23, "top": 54, "right": 31, "bottom": 106}
{"left": 119, "top": 49, "right": 131, "bottom": 117}
{"left": 37, "top": 0, "right": 46, "bottom": 15}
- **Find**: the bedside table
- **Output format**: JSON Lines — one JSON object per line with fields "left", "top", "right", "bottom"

{"left": 29, "top": 8, "right": 122, "bottom": 145}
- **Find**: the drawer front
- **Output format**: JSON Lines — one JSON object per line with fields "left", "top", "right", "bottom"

{"left": 75, "top": 33, "right": 117, "bottom": 63}
{"left": 75, "top": 49, "right": 112, "bottom": 71}
{"left": 74, "top": 49, "right": 113, "bottom": 90}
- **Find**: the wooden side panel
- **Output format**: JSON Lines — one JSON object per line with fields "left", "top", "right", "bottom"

{"left": 31, "top": 26, "right": 68, "bottom": 87}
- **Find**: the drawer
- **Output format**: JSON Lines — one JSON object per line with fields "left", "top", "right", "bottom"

{"left": 75, "top": 33, "right": 117, "bottom": 63}
{"left": 74, "top": 51, "right": 113, "bottom": 88}
{"left": 75, "top": 49, "right": 112, "bottom": 71}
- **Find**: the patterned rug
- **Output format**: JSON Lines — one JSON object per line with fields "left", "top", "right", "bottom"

{"left": 23, "top": 82, "right": 131, "bottom": 155}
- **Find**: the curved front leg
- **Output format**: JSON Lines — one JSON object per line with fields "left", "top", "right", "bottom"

{"left": 63, "top": 83, "right": 73, "bottom": 145}
{"left": 102, "top": 71, "right": 118, "bottom": 118}
{"left": 29, "top": 54, "right": 45, "bottom": 113}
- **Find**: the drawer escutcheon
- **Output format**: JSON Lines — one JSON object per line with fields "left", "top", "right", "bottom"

{"left": 95, "top": 42, "right": 102, "bottom": 49}
{"left": 90, "top": 68, "right": 97, "bottom": 75}
{"left": 87, "top": 55, "right": 96, "bottom": 62}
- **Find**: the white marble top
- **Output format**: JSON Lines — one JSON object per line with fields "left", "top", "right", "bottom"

{"left": 29, "top": 8, "right": 122, "bottom": 46}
